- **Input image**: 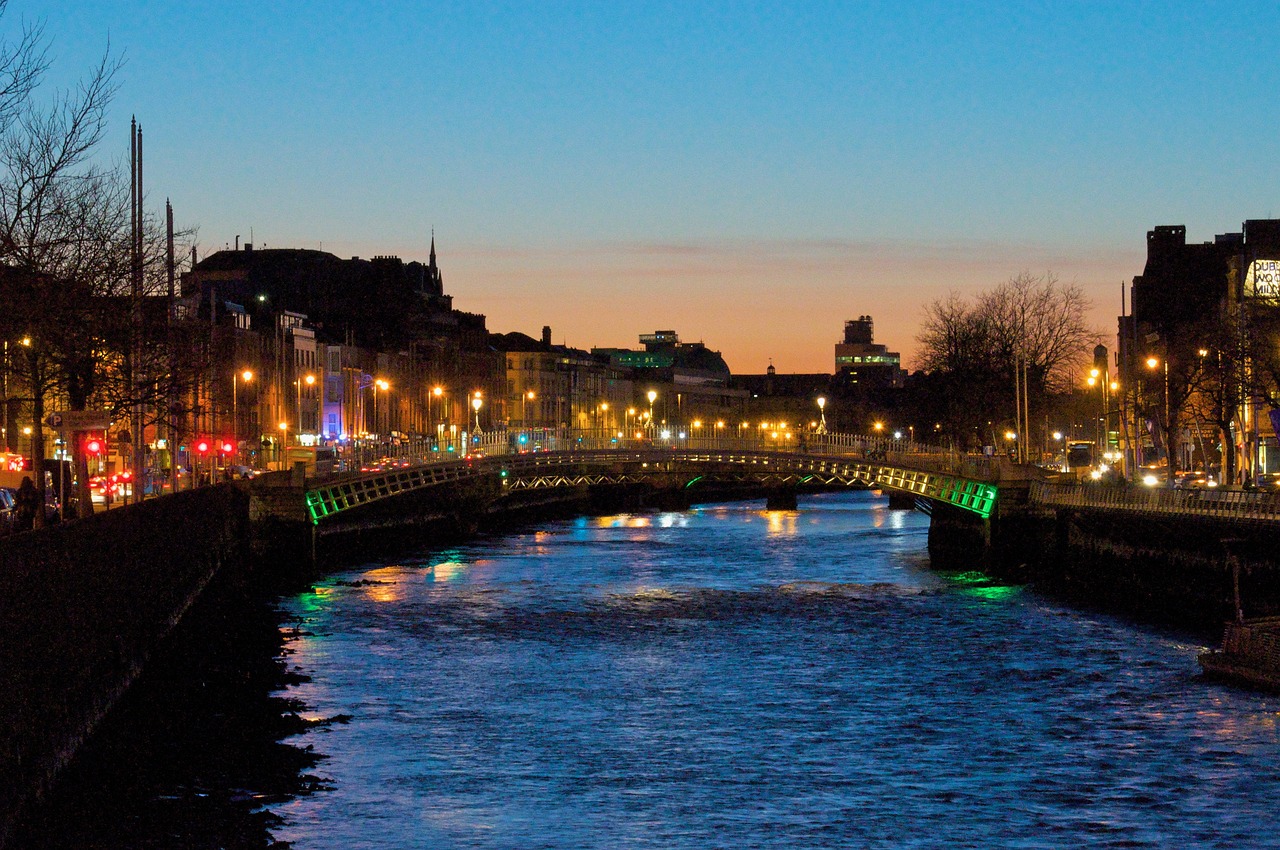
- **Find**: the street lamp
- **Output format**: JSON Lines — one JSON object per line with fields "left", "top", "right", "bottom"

{"left": 647, "top": 390, "right": 657, "bottom": 433}
{"left": 277, "top": 421, "right": 288, "bottom": 469}
{"left": 523, "top": 389, "right": 536, "bottom": 426}
{"left": 1146, "top": 355, "right": 1171, "bottom": 485}
{"left": 373, "top": 378, "right": 389, "bottom": 437}
{"left": 296, "top": 373, "right": 315, "bottom": 438}
{"left": 472, "top": 391, "right": 483, "bottom": 433}
{"left": 233, "top": 369, "right": 253, "bottom": 464}
{"left": 816, "top": 396, "right": 827, "bottom": 433}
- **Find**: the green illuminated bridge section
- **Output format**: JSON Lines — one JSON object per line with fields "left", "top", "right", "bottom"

{"left": 303, "top": 441, "right": 1006, "bottom": 526}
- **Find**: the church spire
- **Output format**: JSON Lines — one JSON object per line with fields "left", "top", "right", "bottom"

{"left": 429, "top": 228, "right": 436, "bottom": 268}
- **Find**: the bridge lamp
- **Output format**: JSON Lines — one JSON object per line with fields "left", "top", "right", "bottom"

{"left": 873, "top": 421, "right": 884, "bottom": 433}
{"left": 472, "top": 393, "right": 483, "bottom": 432}
{"left": 893, "top": 431, "right": 902, "bottom": 440}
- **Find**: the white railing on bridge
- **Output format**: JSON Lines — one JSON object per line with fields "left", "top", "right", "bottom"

{"left": 327, "top": 428, "right": 1030, "bottom": 485}
{"left": 1031, "top": 481, "right": 1280, "bottom": 523}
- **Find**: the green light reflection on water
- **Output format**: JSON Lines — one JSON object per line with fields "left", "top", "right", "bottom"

{"left": 296, "top": 585, "right": 338, "bottom": 615}
{"left": 941, "top": 570, "right": 1022, "bottom": 602}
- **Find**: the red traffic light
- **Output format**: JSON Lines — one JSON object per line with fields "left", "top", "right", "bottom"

{"left": 85, "top": 437, "right": 103, "bottom": 455}
{"left": 220, "top": 441, "right": 235, "bottom": 455}
{"left": 195, "top": 439, "right": 211, "bottom": 455}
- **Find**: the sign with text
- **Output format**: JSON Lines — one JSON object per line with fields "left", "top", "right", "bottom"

{"left": 46, "top": 410, "right": 111, "bottom": 431}
{"left": 1245, "top": 259, "right": 1280, "bottom": 298}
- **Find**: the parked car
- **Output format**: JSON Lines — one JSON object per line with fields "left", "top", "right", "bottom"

{"left": 0, "top": 487, "right": 15, "bottom": 535}
{"left": 0, "top": 486, "right": 60, "bottom": 528}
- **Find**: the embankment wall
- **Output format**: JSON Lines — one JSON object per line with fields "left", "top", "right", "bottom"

{"left": 0, "top": 485, "right": 249, "bottom": 846}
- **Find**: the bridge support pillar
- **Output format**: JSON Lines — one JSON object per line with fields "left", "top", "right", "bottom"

{"left": 886, "top": 491, "right": 916, "bottom": 510}
{"left": 765, "top": 489, "right": 798, "bottom": 510}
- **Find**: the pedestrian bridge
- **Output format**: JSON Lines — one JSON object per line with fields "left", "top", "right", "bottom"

{"left": 300, "top": 438, "right": 1012, "bottom": 526}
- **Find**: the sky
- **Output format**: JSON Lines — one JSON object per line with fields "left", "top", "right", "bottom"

{"left": 19, "top": 1, "right": 1280, "bottom": 373}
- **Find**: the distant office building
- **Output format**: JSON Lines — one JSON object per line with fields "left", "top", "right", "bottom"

{"left": 833, "top": 316, "right": 904, "bottom": 391}
{"left": 593, "top": 331, "right": 748, "bottom": 425}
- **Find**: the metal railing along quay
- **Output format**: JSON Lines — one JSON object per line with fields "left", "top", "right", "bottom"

{"left": 1031, "top": 481, "right": 1280, "bottom": 523}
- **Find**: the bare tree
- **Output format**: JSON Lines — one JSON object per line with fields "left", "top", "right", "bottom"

{"left": 0, "top": 6, "right": 121, "bottom": 523}
{"left": 917, "top": 272, "right": 1100, "bottom": 451}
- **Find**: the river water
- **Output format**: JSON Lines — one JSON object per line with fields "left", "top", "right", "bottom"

{"left": 272, "top": 491, "right": 1280, "bottom": 849}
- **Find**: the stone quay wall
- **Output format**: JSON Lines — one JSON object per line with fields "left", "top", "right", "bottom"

{"left": 0, "top": 484, "right": 250, "bottom": 847}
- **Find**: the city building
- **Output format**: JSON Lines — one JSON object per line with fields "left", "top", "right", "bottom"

{"left": 833, "top": 316, "right": 904, "bottom": 392}
{"left": 1124, "top": 220, "right": 1280, "bottom": 482}
{"left": 492, "top": 326, "right": 632, "bottom": 432}
{"left": 592, "top": 331, "right": 749, "bottom": 428}
{"left": 180, "top": 239, "right": 504, "bottom": 462}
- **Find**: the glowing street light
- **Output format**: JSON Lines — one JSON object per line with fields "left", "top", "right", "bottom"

{"left": 523, "top": 389, "right": 536, "bottom": 426}
{"left": 233, "top": 369, "right": 253, "bottom": 463}
{"left": 372, "top": 378, "right": 390, "bottom": 436}
{"left": 472, "top": 391, "right": 483, "bottom": 433}
{"left": 816, "top": 396, "right": 827, "bottom": 433}
{"left": 1146, "top": 355, "right": 1172, "bottom": 486}
{"left": 296, "top": 373, "right": 316, "bottom": 437}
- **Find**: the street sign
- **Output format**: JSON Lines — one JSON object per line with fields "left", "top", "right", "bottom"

{"left": 46, "top": 410, "right": 111, "bottom": 431}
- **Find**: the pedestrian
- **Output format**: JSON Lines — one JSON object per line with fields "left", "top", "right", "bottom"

{"left": 14, "top": 475, "right": 39, "bottom": 531}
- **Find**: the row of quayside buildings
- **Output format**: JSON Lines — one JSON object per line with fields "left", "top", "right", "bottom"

{"left": 71, "top": 215, "right": 1280, "bottom": 471}
{"left": 153, "top": 236, "right": 905, "bottom": 463}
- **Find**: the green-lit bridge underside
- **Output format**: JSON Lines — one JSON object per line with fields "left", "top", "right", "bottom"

{"left": 303, "top": 449, "right": 998, "bottom": 525}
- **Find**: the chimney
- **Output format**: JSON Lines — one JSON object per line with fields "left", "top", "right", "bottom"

{"left": 541, "top": 325, "right": 552, "bottom": 346}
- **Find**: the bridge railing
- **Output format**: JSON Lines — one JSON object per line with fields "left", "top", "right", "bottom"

{"left": 1031, "top": 481, "right": 1280, "bottom": 522}
{"left": 322, "top": 428, "right": 1027, "bottom": 483}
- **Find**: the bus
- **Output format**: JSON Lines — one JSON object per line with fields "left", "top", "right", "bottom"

{"left": 1066, "top": 441, "right": 1094, "bottom": 472}
{"left": 285, "top": 445, "right": 338, "bottom": 475}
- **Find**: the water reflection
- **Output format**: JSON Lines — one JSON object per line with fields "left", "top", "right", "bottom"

{"left": 273, "top": 491, "right": 1280, "bottom": 850}
{"left": 764, "top": 509, "right": 798, "bottom": 537}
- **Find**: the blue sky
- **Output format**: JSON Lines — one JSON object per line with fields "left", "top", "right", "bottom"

{"left": 23, "top": 1, "right": 1280, "bottom": 371}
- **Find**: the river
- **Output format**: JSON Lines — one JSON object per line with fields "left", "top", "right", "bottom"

{"left": 269, "top": 491, "right": 1280, "bottom": 849}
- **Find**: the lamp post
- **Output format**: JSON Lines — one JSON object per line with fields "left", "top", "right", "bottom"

{"left": 647, "top": 390, "right": 657, "bottom": 433}
{"left": 277, "top": 421, "right": 288, "bottom": 470}
{"left": 1146, "top": 355, "right": 1172, "bottom": 486}
{"left": 816, "top": 396, "right": 827, "bottom": 434}
{"left": 296, "top": 373, "right": 315, "bottom": 439}
{"left": 431, "top": 385, "right": 444, "bottom": 427}
{"left": 524, "top": 389, "right": 535, "bottom": 427}
{"left": 373, "top": 378, "right": 389, "bottom": 438}
{"left": 472, "top": 392, "right": 483, "bottom": 434}
{"left": 233, "top": 369, "right": 253, "bottom": 465}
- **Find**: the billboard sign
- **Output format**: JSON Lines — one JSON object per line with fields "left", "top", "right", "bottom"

{"left": 1245, "top": 259, "right": 1280, "bottom": 298}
